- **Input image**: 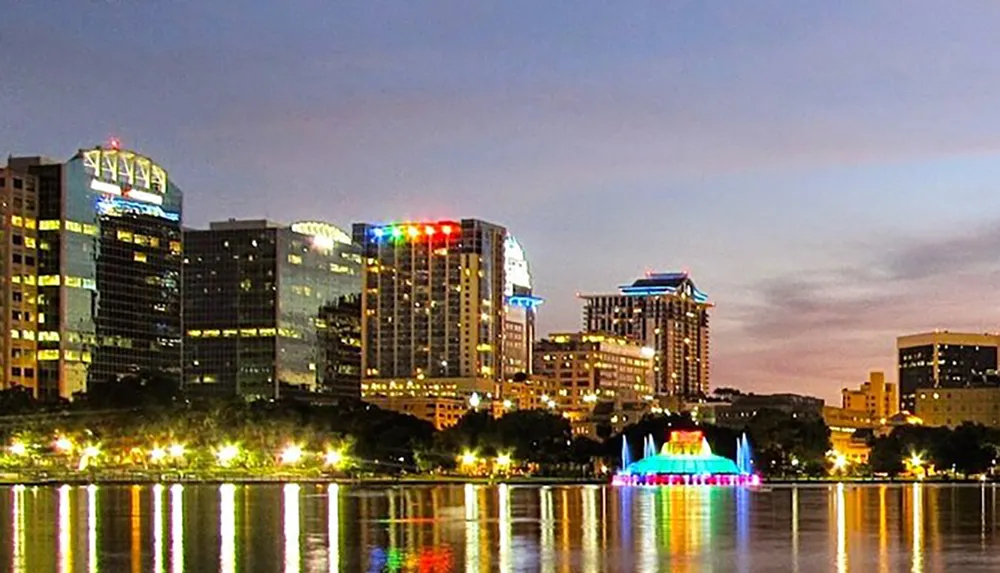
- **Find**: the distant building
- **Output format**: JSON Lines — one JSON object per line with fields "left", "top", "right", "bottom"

{"left": 897, "top": 331, "right": 1000, "bottom": 413}
{"left": 841, "top": 371, "right": 898, "bottom": 421}
{"left": 580, "top": 272, "right": 711, "bottom": 401}
{"left": 352, "top": 219, "right": 540, "bottom": 424}
{"left": 914, "top": 387, "right": 1000, "bottom": 428}
{"left": 0, "top": 166, "right": 39, "bottom": 394}
{"left": 364, "top": 395, "right": 468, "bottom": 431}
{"left": 533, "top": 332, "right": 655, "bottom": 432}
{"left": 183, "top": 220, "right": 361, "bottom": 400}
{"left": 494, "top": 374, "right": 560, "bottom": 413}
{"left": 8, "top": 145, "right": 184, "bottom": 399}
{"left": 712, "top": 393, "right": 824, "bottom": 428}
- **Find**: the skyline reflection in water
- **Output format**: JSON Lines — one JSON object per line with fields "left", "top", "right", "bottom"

{"left": 0, "top": 484, "right": 999, "bottom": 571}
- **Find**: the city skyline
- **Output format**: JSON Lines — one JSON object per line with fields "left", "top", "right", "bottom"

{"left": 7, "top": 2, "right": 1000, "bottom": 403}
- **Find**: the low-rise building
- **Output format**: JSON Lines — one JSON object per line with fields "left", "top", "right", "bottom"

{"left": 914, "top": 387, "right": 1000, "bottom": 428}
{"left": 713, "top": 393, "right": 825, "bottom": 428}
{"left": 364, "top": 395, "right": 469, "bottom": 431}
{"left": 841, "top": 371, "right": 898, "bottom": 422}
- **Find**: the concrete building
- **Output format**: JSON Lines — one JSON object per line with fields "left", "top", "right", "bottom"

{"left": 533, "top": 332, "right": 655, "bottom": 416}
{"left": 364, "top": 395, "right": 468, "bottom": 431}
{"left": 0, "top": 167, "right": 39, "bottom": 393}
{"left": 183, "top": 220, "right": 362, "bottom": 400}
{"left": 353, "top": 219, "right": 540, "bottom": 425}
{"left": 494, "top": 375, "right": 560, "bottom": 413}
{"left": 580, "top": 272, "right": 711, "bottom": 401}
{"left": 8, "top": 145, "right": 184, "bottom": 399}
{"left": 898, "top": 331, "right": 1000, "bottom": 413}
{"left": 841, "top": 371, "right": 898, "bottom": 422}
{"left": 914, "top": 387, "right": 1000, "bottom": 428}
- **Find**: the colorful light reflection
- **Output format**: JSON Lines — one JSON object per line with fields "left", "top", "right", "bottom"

{"left": 613, "top": 431, "right": 761, "bottom": 487}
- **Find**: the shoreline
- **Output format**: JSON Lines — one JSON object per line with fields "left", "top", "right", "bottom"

{"left": 0, "top": 473, "right": 992, "bottom": 487}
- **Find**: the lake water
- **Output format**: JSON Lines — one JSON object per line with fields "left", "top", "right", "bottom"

{"left": 1, "top": 482, "right": 999, "bottom": 572}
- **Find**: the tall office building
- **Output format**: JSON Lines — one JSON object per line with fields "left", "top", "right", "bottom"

{"left": 352, "top": 219, "right": 539, "bottom": 422}
{"left": 581, "top": 272, "right": 711, "bottom": 401}
{"left": 8, "top": 144, "right": 184, "bottom": 399}
{"left": 897, "top": 331, "right": 1000, "bottom": 413}
{"left": 0, "top": 167, "right": 40, "bottom": 393}
{"left": 183, "top": 220, "right": 362, "bottom": 400}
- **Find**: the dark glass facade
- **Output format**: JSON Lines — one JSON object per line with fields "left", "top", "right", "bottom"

{"left": 899, "top": 340, "right": 999, "bottom": 413}
{"left": 10, "top": 148, "right": 183, "bottom": 399}
{"left": 183, "top": 220, "right": 361, "bottom": 400}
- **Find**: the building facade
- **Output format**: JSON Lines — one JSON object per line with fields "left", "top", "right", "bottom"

{"left": 532, "top": 332, "right": 655, "bottom": 419}
{"left": 915, "top": 387, "right": 1000, "bottom": 428}
{"left": 581, "top": 272, "right": 711, "bottom": 401}
{"left": 841, "top": 370, "right": 898, "bottom": 421}
{"left": 897, "top": 331, "right": 1000, "bottom": 413}
{"left": 183, "top": 220, "right": 362, "bottom": 400}
{"left": 0, "top": 167, "right": 39, "bottom": 393}
{"left": 8, "top": 146, "right": 184, "bottom": 399}
{"left": 353, "top": 219, "right": 539, "bottom": 425}
{"left": 712, "top": 393, "right": 825, "bottom": 429}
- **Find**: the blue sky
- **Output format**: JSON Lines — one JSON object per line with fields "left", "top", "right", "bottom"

{"left": 4, "top": 1, "right": 1000, "bottom": 403}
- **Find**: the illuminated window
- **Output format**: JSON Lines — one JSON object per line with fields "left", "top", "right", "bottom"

{"left": 65, "top": 277, "right": 82, "bottom": 288}
{"left": 10, "top": 215, "right": 22, "bottom": 227}
{"left": 187, "top": 330, "right": 202, "bottom": 337}
{"left": 20, "top": 330, "right": 35, "bottom": 341}
{"left": 38, "top": 350, "right": 60, "bottom": 361}
{"left": 22, "top": 275, "right": 35, "bottom": 285}
{"left": 117, "top": 230, "right": 133, "bottom": 242}
{"left": 65, "top": 221, "right": 82, "bottom": 233}
{"left": 23, "top": 218, "right": 36, "bottom": 229}
{"left": 38, "top": 275, "right": 60, "bottom": 286}
{"left": 24, "top": 237, "right": 36, "bottom": 248}
{"left": 169, "top": 241, "right": 182, "bottom": 255}
{"left": 203, "top": 330, "right": 221, "bottom": 337}
{"left": 222, "top": 329, "right": 238, "bottom": 337}
{"left": 287, "top": 254, "right": 303, "bottom": 265}
{"left": 10, "top": 329, "right": 19, "bottom": 339}
{"left": 82, "top": 224, "right": 98, "bottom": 236}
{"left": 39, "top": 220, "right": 60, "bottom": 230}
{"left": 134, "top": 252, "right": 147, "bottom": 263}
{"left": 240, "top": 328, "right": 258, "bottom": 337}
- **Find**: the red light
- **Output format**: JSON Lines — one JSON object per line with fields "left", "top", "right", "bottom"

{"left": 441, "top": 225, "right": 453, "bottom": 235}
{"left": 109, "top": 137, "right": 121, "bottom": 150}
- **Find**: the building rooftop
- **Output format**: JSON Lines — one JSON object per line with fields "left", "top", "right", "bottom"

{"left": 207, "top": 219, "right": 285, "bottom": 231}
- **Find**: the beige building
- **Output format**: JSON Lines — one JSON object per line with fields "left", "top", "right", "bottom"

{"left": 841, "top": 371, "right": 898, "bottom": 422}
{"left": 364, "top": 395, "right": 469, "bottom": 430}
{"left": 823, "top": 405, "right": 876, "bottom": 465}
{"left": 533, "top": 332, "right": 655, "bottom": 433}
{"left": 0, "top": 167, "right": 39, "bottom": 394}
{"left": 914, "top": 387, "right": 1000, "bottom": 428}
{"left": 494, "top": 375, "right": 560, "bottom": 413}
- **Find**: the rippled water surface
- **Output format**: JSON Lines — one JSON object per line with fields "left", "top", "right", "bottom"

{"left": 2, "top": 482, "right": 1000, "bottom": 571}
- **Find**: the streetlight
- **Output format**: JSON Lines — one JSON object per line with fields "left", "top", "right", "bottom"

{"left": 460, "top": 451, "right": 478, "bottom": 466}
{"left": 54, "top": 437, "right": 73, "bottom": 453}
{"left": 831, "top": 452, "right": 847, "bottom": 472}
{"left": 216, "top": 444, "right": 240, "bottom": 466}
{"left": 280, "top": 444, "right": 304, "bottom": 465}
{"left": 324, "top": 449, "right": 345, "bottom": 468}
{"left": 150, "top": 447, "right": 167, "bottom": 462}
{"left": 9, "top": 441, "right": 27, "bottom": 456}
{"left": 168, "top": 444, "right": 186, "bottom": 459}
{"left": 469, "top": 392, "right": 481, "bottom": 409}
{"left": 82, "top": 444, "right": 100, "bottom": 458}
{"left": 496, "top": 453, "right": 512, "bottom": 468}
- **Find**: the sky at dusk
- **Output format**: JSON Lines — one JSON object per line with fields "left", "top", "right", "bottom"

{"left": 5, "top": 1, "right": 1000, "bottom": 403}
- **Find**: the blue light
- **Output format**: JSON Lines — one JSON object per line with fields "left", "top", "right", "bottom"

{"left": 619, "top": 286, "right": 677, "bottom": 296}
{"left": 96, "top": 196, "right": 179, "bottom": 222}
{"left": 373, "top": 227, "right": 385, "bottom": 238}
{"left": 507, "top": 295, "right": 544, "bottom": 309}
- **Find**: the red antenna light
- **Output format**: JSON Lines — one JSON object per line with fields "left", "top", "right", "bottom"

{"left": 109, "top": 137, "right": 121, "bottom": 150}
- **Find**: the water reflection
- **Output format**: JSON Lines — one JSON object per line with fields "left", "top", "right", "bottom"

{"left": 327, "top": 484, "right": 339, "bottom": 573}
{"left": 88, "top": 484, "right": 98, "bottom": 573}
{"left": 6, "top": 483, "right": 1000, "bottom": 571}
{"left": 170, "top": 484, "right": 183, "bottom": 573}
{"left": 284, "top": 483, "right": 300, "bottom": 573}
{"left": 220, "top": 484, "right": 236, "bottom": 573}
{"left": 12, "top": 485, "right": 25, "bottom": 573}
{"left": 59, "top": 485, "right": 72, "bottom": 573}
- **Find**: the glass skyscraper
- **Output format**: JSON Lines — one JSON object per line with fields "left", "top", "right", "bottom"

{"left": 8, "top": 145, "right": 184, "bottom": 399}
{"left": 183, "top": 220, "right": 362, "bottom": 400}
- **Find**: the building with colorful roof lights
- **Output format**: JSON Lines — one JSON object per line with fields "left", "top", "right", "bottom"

{"left": 580, "top": 272, "right": 711, "bottom": 402}
{"left": 352, "top": 219, "right": 540, "bottom": 428}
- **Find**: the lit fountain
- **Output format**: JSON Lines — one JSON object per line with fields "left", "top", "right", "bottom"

{"left": 613, "top": 430, "right": 760, "bottom": 486}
